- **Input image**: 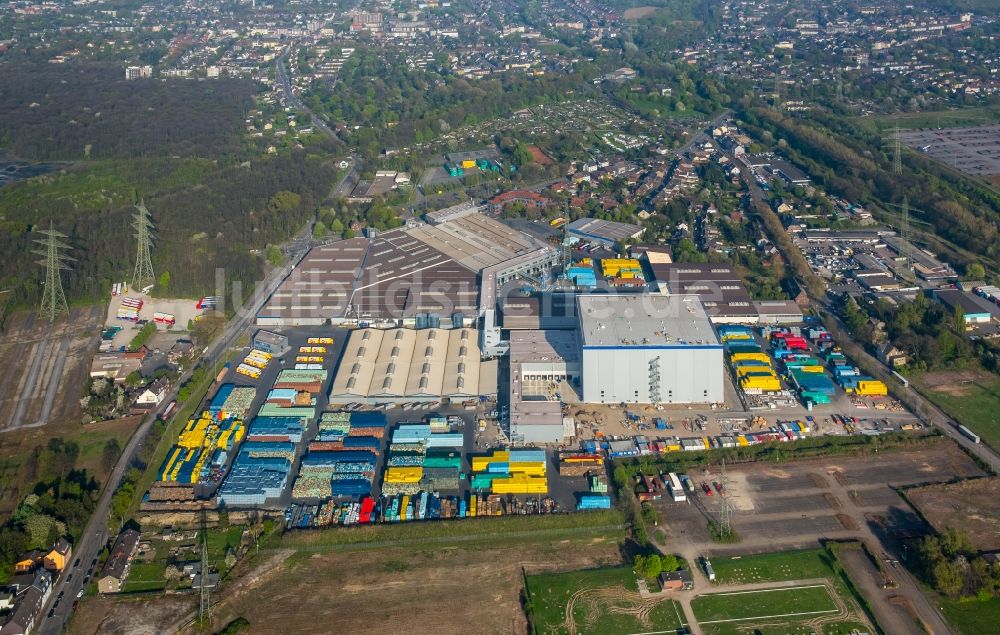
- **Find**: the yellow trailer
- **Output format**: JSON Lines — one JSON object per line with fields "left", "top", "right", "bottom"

{"left": 856, "top": 380, "right": 888, "bottom": 396}
{"left": 730, "top": 352, "right": 771, "bottom": 365}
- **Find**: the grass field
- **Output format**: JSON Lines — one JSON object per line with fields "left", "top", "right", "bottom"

{"left": 693, "top": 585, "right": 837, "bottom": 623}
{"left": 914, "top": 370, "right": 1000, "bottom": 448}
{"left": 710, "top": 548, "right": 834, "bottom": 585}
{"left": 942, "top": 596, "right": 1000, "bottom": 634}
{"left": 856, "top": 106, "right": 1000, "bottom": 132}
{"left": 525, "top": 566, "right": 686, "bottom": 635}
{"left": 698, "top": 548, "right": 876, "bottom": 635}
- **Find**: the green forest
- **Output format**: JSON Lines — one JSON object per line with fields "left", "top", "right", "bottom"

{"left": 0, "top": 64, "right": 339, "bottom": 309}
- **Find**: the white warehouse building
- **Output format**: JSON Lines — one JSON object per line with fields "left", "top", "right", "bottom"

{"left": 576, "top": 294, "right": 724, "bottom": 404}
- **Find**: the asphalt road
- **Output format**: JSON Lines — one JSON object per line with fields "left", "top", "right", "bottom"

{"left": 36, "top": 224, "right": 315, "bottom": 635}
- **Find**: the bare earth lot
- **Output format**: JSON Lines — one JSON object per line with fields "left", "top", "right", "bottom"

{"left": 70, "top": 534, "right": 624, "bottom": 635}
{"left": 0, "top": 306, "right": 102, "bottom": 431}
{"left": 657, "top": 440, "right": 982, "bottom": 551}
{"left": 907, "top": 477, "right": 1000, "bottom": 552}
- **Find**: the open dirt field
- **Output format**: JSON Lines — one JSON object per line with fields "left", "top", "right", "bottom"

{"left": 623, "top": 6, "right": 658, "bottom": 19}
{"left": 917, "top": 368, "right": 994, "bottom": 396}
{"left": 906, "top": 477, "right": 1000, "bottom": 551}
{"left": 0, "top": 306, "right": 102, "bottom": 431}
{"left": 69, "top": 594, "right": 192, "bottom": 635}
{"left": 656, "top": 440, "right": 983, "bottom": 550}
{"left": 71, "top": 534, "right": 625, "bottom": 635}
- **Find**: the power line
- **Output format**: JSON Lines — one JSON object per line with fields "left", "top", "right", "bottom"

{"left": 716, "top": 458, "right": 731, "bottom": 538}
{"left": 199, "top": 509, "right": 212, "bottom": 627}
{"left": 132, "top": 199, "right": 155, "bottom": 291}
{"left": 34, "top": 222, "right": 74, "bottom": 323}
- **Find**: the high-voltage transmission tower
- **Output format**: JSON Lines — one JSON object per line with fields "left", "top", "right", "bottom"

{"left": 887, "top": 125, "right": 914, "bottom": 279}
{"left": 34, "top": 222, "right": 73, "bottom": 323}
{"left": 198, "top": 509, "right": 212, "bottom": 627}
{"left": 715, "top": 459, "right": 733, "bottom": 540}
{"left": 131, "top": 199, "right": 155, "bottom": 291}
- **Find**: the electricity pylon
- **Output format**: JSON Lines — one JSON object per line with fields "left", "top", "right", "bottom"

{"left": 34, "top": 222, "right": 73, "bottom": 323}
{"left": 131, "top": 199, "right": 155, "bottom": 291}
{"left": 199, "top": 509, "right": 212, "bottom": 627}
{"left": 716, "top": 459, "right": 732, "bottom": 539}
{"left": 885, "top": 125, "right": 914, "bottom": 280}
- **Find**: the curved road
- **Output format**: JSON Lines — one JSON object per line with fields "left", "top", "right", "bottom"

{"left": 36, "top": 224, "right": 315, "bottom": 635}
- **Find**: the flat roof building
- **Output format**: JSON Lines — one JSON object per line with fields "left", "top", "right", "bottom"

{"left": 508, "top": 330, "right": 580, "bottom": 444}
{"left": 648, "top": 263, "right": 757, "bottom": 324}
{"left": 567, "top": 217, "right": 645, "bottom": 247}
{"left": 257, "top": 213, "right": 555, "bottom": 333}
{"left": 576, "top": 294, "right": 724, "bottom": 404}
{"left": 934, "top": 289, "right": 1000, "bottom": 326}
{"left": 329, "top": 327, "right": 497, "bottom": 404}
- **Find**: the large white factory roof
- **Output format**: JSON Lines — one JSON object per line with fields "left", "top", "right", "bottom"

{"left": 330, "top": 327, "right": 493, "bottom": 400}
{"left": 576, "top": 294, "right": 720, "bottom": 348}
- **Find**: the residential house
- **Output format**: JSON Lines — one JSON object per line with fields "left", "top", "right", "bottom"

{"left": 131, "top": 377, "right": 169, "bottom": 413}
{"left": 43, "top": 538, "right": 71, "bottom": 573}
{"left": 658, "top": 568, "right": 694, "bottom": 591}
{"left": 12, "top": 552, "right": 43, "bottom": 575}
{"left": 0, "top": 570, "right": 52, "bottom": 635}
{"left": 878, "top": 343, "right": 908, "bottom": 369}
{"left": 97, "top": 529, "right": 141, "bottom": 594}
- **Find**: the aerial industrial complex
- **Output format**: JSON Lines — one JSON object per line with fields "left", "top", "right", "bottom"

{"left": 125, "top": 206, "right": 900, "bottom": 520}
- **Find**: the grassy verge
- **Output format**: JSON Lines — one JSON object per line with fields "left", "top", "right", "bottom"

{"left": 524, "top": 565, "right": 685, "bottom": 635}
{"left": 281, "top": 510, "right": 625, "bottom": 551}
{"left": 855, "top": 106, "right": 1000, "bottom": 132}
{"left": 912, "top": 373, "right": 1000, "bottom": 449}
{"left": 941, "top": 596, "right": 1000, "bottom": 634}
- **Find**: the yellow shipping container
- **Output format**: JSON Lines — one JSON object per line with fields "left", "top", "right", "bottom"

{"left": 721, "top": 333, "right": 752, "bottom": 342}
{"left": 730, "top": 352, "right": 771, "bottom": 365}
{"left": 461, "top": 159, "right": 477, "bottom": 169}
{"left": 856, "top": 380, "right": 888, "bottom": 396}
{"left": 507, "top": 462, "right": 546, "bottom": 476}
{"left": 736, "top": 366, "right": 775, "bottom": 378}
{"left": 384, "top": 467, "right": 423, "bottom": 483}
{"left": 702, "top": 438, "right": 711, "bottom": 449}
{"left": 737, "top": 435, "right": 749, "bottom": 447}
{"left": 600, "top": 258, "right": 642, "bottom": 277}
{"left": 798, "top": 365, "right": 825, "bottom": 374}
{"left": 665, "top": 444, "right": 681, "bottom": 452}
{"left": 741, "top": 377, "right": 782, "bottom": 392}
{"left": 492, "top": 475, "right": 548, "bottom": 494}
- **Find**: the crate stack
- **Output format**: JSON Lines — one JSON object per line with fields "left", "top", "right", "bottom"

{"left": 724, "top": 331, "right": 780, "bottom": 393}
{"left": 158, "top": 412, "right": 245, "bottom": 485}
{"left": 216, "top": 386, "right": 256, "bottom": 421}
{"left": 246, "top": 416, "right": 304, "bottom": 443}
{"left": 558, "top": 452, "right": 604, "bottom": 476}
{"left": 116, "top": 297, "right": 142, "bottom": 322}
{"left": 577, "top": 494, "right": 612, "bottom": 511}
{"left": 471, "top": 449, "right": 547, "bottom": 494}
{"left": 217, "top": 441, "right": 295, "bottom": 507}
{"left": 292, "top": 450, "right": 376, "bottom": 499}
